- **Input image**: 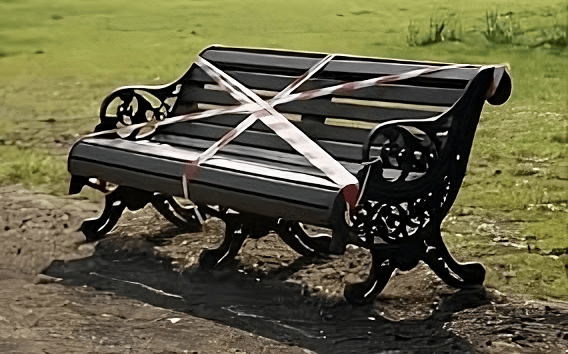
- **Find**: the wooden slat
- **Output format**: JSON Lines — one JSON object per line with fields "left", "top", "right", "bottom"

{"left": 157, "top": 114, "right": 387, "bottom": 155}
{"left": 201, "top": 49, "right": 323, "bottom": 72}
{"left": 77, "top": 137, "right": 334, "bottom": 177}
{"left": 185, "top": 68, "right": 464, "bottom": 106}
{"left": 161, "top": 114, "right": 373, "bottom": 145}
{"left": 73, "top": 140, "right": 343, "bottom": 188}
{"left": 192, "top": 163, "right": 339, "bottom": 205}
{"left": 72, "top": 143, "right": 188, "bottom": 178}
{"left": 71, "top": 142, "right": 339, "bottom": 207}
{"left": 70, "top": 158, "right": 334, "bottom": 225}
{"left": 202, "top": 46, "right": 445, "bottom": 66}
{"left": 330, "top": 98, "right": 447, "bottom": 113}
{"left": 154, "top": 120, "right": 385, "bottom": 164}
{"left": 150, "top": 134, "right": 364, "bottom": 174}
{"left": 179, "top": 86, "right": 437, "bottom": 122}
{"left": 201, "top": 48, "right": 479, "bottom": 81}
{"left": 154, "top": 122, "right": 366, "bottom": 162}
{"left": 188, "top": 182, "right": 334, "bottom": 226}
{"left": 69, "top": 159, "right": 184, "bottom": 197}
{"left": 76, "top": 136, "right": 363, "bottom": 181}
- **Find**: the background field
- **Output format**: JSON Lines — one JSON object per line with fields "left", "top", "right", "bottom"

{"left": 1, "top": 0, "right": 566, "bottom": 300}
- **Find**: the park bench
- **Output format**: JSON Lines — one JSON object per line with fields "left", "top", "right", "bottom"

{"left": 67, "top": 46, "right": 512, "bottom": 304}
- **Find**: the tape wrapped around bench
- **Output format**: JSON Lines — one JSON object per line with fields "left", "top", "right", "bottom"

{"left": 69, "top": 46, "right": 508, "bottom": 227}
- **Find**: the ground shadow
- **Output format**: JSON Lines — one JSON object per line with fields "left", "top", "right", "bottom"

{"left": 44, "top": 236, "right": 488, "bottom": 354}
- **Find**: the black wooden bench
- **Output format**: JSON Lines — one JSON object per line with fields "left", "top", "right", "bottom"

{"left": 67, "top": 46, "right": 512, "bottom": 304}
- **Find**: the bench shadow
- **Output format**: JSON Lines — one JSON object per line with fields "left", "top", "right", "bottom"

{"left": 44, "top": 236, "right": 487, "bottom": 354}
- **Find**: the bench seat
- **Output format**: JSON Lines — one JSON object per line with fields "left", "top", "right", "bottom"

{"left": 70, "top": 133, "right": 359, "bottom": 226}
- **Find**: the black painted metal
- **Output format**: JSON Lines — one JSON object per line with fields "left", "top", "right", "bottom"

{"left": 80, "top": 186, "right": 203, "bottom": 242}
{"left": 274, "top": 220, "right": 332, "bottom": 256}
{"left": 198, "top": 213, "right": 256, "bottom": 271}
{"left": 198, "top": 213, "right": 333, "bottom": 271}
{"left": 68, "top": 46, "right": 511, "bottom": 304}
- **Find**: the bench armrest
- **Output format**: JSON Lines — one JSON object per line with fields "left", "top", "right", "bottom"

{"left": 360, "top": 120, "right": 439, "bottom": 186}
{"left": 486, "top": 67, "right": 512, "bottom": 106}
{"left": 362, "top": 66, "right": 511, "bottom": 165}
{"left": 96, "top": 83, "right": 182, "bottom": 132}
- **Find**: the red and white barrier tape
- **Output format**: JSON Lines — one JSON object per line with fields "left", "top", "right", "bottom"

{"left": 84, "top": 52, "right": 508, "bottom": 207}
{"left": 193, "top": 54, "right": 335, "bottom": 166}
{"left": 194, "top": 58, "right": 356, "bottom": 175}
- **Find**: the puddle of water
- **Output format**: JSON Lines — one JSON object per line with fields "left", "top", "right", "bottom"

{"left": 45, "top": 241, "right": 484, "bottom": 353}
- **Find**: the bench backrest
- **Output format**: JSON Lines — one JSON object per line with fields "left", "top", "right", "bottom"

{"left": 156, "top": 46, "right": 483, "bottom": 167}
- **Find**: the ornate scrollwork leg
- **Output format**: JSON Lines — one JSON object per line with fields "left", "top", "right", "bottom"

{"left": 80, "top": 186, "right": 152, "bottom": 242}
{"left": 344, "top": 248, "right": 396, "bottom": 305}
{"left": 81, "top": 187, "right": 204, "bottom": 242}
{"left": 198, "top": 215, "right": 254, "bottom": 271}
{"left": 274, "top": 221, "right": 332, "bottom": 256}
{"left": 151, "top": 194, "right": 204, "bottom": 232}
{"left": 422, "top": 227, "right": 485, "bottom": 288}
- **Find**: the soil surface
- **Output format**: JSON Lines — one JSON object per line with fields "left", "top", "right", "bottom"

{"left": 1, "top": 184, "right": 568, "bottom": 353}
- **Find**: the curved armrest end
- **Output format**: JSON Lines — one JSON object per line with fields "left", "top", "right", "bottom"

{"left": 487, "top": 67, "right": 512, "bottom": 106}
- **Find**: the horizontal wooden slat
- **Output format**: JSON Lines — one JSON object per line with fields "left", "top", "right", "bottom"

{"left": 177, "top": 114, "right": 373, "bottom": 145}
{"left": 72, "top": 143, "right": 189, "bottom": 177}
{"left": 155, "top": 121, "right": 366, "bottom": 162}
{"left": 188, "top": 182, "right": 334, "bottom": 226}
{"left": 70, "top": 159, "right": 333, "bottom": 225}
{"left": 186, "top": 68, "right": 464, "bottom": 106}
{"left": 71, "top": 142, "right": 339, "bottom": 207}
{"left": 150, "top": 134, "right": 364, "bottom": 174}
{"left": 192, "top": 164, "right": 338, "bottom": 205}
{"left": 69, "top": 159, "right": 184, "bottom": 197}
{"left": 77, "top": 137, "right": 341, "bottom": 177}
{"left": 330, "top": 97, "right": 447, "bottom": 113}
{"left": 76, "top": 136, "right": 364, "bottom": 181}
{"left": 73, "top": 140, "right": 343, "bottom": 188}
{"left": 156, "top": 115, "right": 388, "bottom": 157}
{"left": 179, "top": 86, "right": 437, "bottom": 122}
{"left": 201, "top": 48, "right": 479, "bottom": 81}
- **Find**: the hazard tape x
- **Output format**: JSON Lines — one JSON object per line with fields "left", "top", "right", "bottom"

{"left": 84, "top": 52, "right": 508, "bottom": 209}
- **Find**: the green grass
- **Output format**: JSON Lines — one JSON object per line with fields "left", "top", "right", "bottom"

{"left": 0, "top": 145, "right": 68, "bottom": 194}
{"left": 0, "top": 0, "right": 567, "bottom": 300}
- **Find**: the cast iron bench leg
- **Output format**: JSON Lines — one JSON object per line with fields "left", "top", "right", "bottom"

{"left": 80, "top": 196, "right": 125, "bottom": 242}
{"left": 198, "top": 215, "right": 253, "bottom": 271}
{"left": 344, "top": 224, "right": 486, "bottom": 304}
{"left": 80, "top": 187, "right": 204, "bottom": 242}
{"left": 151, "top": 194, "right": 204, "bottom": 232}
{"left": 275, "top": 221, "right": 332, "bottom": 256}
{"left": 79, "top": 186, "right": 150, "bottom": 242}
{"left": 422, "top": 228, "right": 485, "bottom": 288}
{"left": 344, "top": 249, "right": 396, "bottom": 305}
{"left": 198, "top": 216, "right": 334, "bottom": 271}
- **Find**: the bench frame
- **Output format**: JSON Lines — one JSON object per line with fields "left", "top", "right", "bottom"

{"left": 69, "top": 46, "right": 512, "bottom": 304}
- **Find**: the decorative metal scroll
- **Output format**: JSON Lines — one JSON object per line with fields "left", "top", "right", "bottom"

{"left": 352, "top": 113, "right": 457, "bottom": 244}
{"left": 352, "top": 178, "right": 451, "bottom": 244}
{"left": 97, "top": 86, "right": 180, "bottom": 136}
{"left": 369, "top": 114, "right": 454, "bottom": 181}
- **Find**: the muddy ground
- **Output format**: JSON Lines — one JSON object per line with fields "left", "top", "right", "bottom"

{"left": 1, "top": 184, "right": 568, "bottom": 353}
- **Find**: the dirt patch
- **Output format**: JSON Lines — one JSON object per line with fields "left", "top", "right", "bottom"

{"left": 2, "top": 185, "right": 568, "bottom": 353}
{"left": 0, "top": 185, "right": 312, "bottom": 354}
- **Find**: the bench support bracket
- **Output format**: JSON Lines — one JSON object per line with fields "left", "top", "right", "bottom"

{"left": 344, "top": 224, "right": 485, "bottom": 304}
{"left": 275, "top": 221, "right": 332, "bottom": 256}
{"left": 198, "top": 214, "right": 256, "bottom": 271}
{"left": 80, "top": 187, "right": 203, "bottom": 242}
{"left": 197, "top": 213, "right": 335, "bottom": 271}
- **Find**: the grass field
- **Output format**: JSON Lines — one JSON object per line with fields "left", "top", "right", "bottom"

{"left": 1, "top": 0, "right": 567, "bottom": 299}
